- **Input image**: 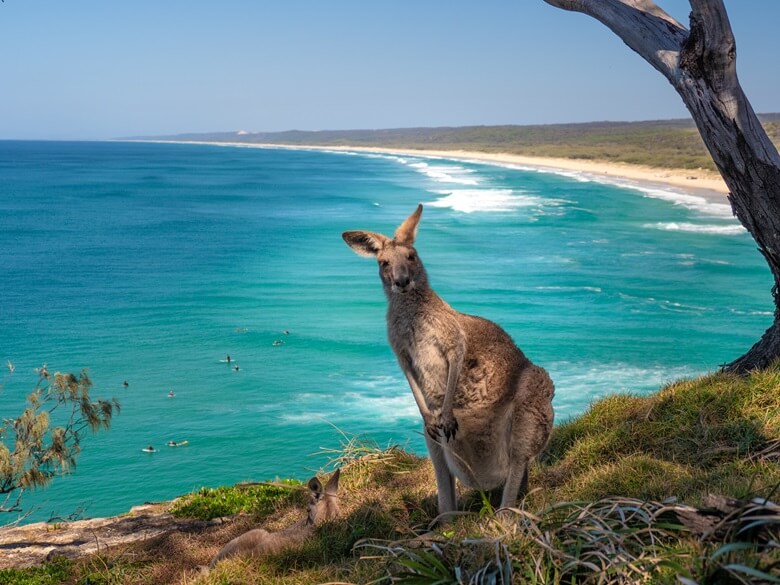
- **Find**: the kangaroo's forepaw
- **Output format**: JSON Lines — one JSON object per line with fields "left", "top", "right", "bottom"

{"left": 425, "top": 420, "right": 440, "bottom": 440}
{"left": 440, "top": 414, "right": 458, "bottom": 441}
{"left": 425, "top": 409, "right": 458, "bottom": 442}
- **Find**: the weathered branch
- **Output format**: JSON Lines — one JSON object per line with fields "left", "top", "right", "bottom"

{"left": 543, "top": 0, "right": 687, "bottom": 78}
{"left": 687, "top": 0, "right": 735, "bottom": 70}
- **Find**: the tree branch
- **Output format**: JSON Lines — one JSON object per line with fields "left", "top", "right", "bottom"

{"left": 680, "top": 0, "right": 737, "bottom": 103}
{"left": 543, "top": 0, "right": 687, "bottom": 79}
{"left": 688, "top": 0, "right": 735, "bottom": 59}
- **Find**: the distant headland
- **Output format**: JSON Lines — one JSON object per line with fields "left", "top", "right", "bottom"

{"left": 122, "top": 114, "right": 780, "bottom": 173}
{"left": 122, "top": 115, "right": 780, "bottom": 198}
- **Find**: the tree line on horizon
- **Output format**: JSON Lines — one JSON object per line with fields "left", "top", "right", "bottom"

{"left": 138, "top": 114, "right": 780, "bottom": 172}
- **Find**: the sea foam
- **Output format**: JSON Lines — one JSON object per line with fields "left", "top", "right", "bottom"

{"left": 279, "top": 376, "right": 419, "bottom": 426}
{"left": 427, "top": 189, "right": 546, "bottom": 213}
{"left": 624, "top": 185, "right": 735, "bottom": 218}
{"left": 645, "top": 222, "right": 746, "bottom": 235}
{"left": 408, "top": 161, "right": 479, "bottom": 185}
{"left": 485, "top": 161, "right": 735, "bottom": 220}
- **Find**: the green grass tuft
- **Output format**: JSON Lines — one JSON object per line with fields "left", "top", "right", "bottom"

{"left": 539, "top": 369, "right": 780, "bottom": 506}
{"left": 0, "top": 558, "right": 72, "bottom": 585}
{"left": 170, "top": 479, "right": 303, "bottom": 521}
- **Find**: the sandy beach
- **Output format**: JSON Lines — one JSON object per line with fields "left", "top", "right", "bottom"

{"left": 148, "top": 138, "right": 732, "bottom": 205}
{"left": 339, "top": 147, "right": 730, "bottom": 197}
{"left": 171, "top": 140, "right": 730, "bottom": 202}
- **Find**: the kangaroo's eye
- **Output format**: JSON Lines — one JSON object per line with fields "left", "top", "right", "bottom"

{"left": 380, "top": 260, "right": 390, "bottom": 268}
{"left": 407, "top": 253, "right": 416, "bottom": 261}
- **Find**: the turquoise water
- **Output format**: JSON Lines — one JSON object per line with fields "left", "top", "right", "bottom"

{"left": 0, "top": 140, "right": 771, "bottom": 523}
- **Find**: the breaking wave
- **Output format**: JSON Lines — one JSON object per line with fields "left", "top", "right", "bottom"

{"left": 426, "top": 188, "right": 549, "bottom": 213}
{"left": 645, "top": 222, "right": 746, "bottom": 235}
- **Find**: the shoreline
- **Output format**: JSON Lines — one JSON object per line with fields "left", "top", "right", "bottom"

{"left": 150, "top": 140, "right": 731, "bottom": 203}
{"left": 341, "top": 146, "right": 730, "bottom": 199}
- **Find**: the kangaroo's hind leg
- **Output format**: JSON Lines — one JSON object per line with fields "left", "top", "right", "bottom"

{"left": 500, "top": 365, "right": 554, "bottom": 510}
{"left": 500, "top": 460, "right": 529, "bottom": 510}
{"left": 210, "top": 528, "right": 269, "bottom": 568}
{"left": 425, "top": 434, "right": 457, "bottom": 516}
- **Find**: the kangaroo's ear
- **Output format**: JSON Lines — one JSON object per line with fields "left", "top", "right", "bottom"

{"left": 324, "top": 468, "right": 340, "bottom": 495}
{"left": 308, "top": 477, "right": 323, "bottom": 497}
{"left": 342, "top": 230, "right": 389, "bottom": 257}
{"left": 394, "top": 204, "right": 423, "bottom": 245}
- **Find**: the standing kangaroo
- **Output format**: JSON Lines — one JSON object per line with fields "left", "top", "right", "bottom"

{"left": 207, "top": 469, "right": 340, "bottom": 570}
{"left": 343, "top": 205, "right": 554, "bottom": 515}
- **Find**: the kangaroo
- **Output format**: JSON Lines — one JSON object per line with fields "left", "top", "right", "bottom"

{"left": 343, "top": 204, "right": 554, "bottom": 515}
{"left": 207, "top": 469, "right": 340, "bottom": 570}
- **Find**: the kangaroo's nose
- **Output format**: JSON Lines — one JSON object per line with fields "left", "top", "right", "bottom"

{"left": 394, "top": 276, "right": 410, "bottom": 288}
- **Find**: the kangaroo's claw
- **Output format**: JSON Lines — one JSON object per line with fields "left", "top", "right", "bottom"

{"left": 425, "top": 408, "right": 459, "bottom": 442}
{"left": 440, "top": 416, "right": 458, "bottom": 441}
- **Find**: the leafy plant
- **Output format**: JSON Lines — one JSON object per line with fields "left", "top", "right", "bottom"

{"left": 0, "top": 366, "right": 118, "bottom": 517}
{"left": 365, "top": 535, "right": 513, "bottom": 585}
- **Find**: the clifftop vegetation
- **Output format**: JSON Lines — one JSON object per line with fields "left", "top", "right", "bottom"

{"left": 139, "top": 114, "right": 780, "bottom": 172}
{"left": 2, "top": 368, "right": 778, "bottom": 584}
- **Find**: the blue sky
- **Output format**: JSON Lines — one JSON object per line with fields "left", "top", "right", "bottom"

{"left": 1, "top": 1, "right": 778, "bottom": 140}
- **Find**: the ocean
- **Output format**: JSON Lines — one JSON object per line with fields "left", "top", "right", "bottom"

{"left": 0, "top": 140, "right": 771, "bottom": 524}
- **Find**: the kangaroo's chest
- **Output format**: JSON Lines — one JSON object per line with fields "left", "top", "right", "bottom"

{"left": 388, "top": 313, "right": 453, "bottom": 400}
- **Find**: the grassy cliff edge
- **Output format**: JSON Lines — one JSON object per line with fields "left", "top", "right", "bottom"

{"left": 2, "top": 369, "right": 778, "bottom": 584}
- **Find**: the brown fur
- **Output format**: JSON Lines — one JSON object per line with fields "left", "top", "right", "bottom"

{"left": 343, "top": 205, "right": 554, "bottom": 515}
{"left": 207, "top": 469, "right": 340, "bottom": 570}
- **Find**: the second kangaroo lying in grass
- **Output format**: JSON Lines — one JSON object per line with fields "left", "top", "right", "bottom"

{"left": 208, "top": 469, "right": 340, "bottom": 570}
{"left": 343, "top": 204, "right": 554, "bottom": 516}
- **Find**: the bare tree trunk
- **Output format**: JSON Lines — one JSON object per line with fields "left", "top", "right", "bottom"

{"left": 543, "top": 0, "right": 780, "bottom": 373}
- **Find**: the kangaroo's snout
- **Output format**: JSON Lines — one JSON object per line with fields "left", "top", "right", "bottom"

{"left": 386, "top": 255, "right": 420, "bottom": 294}
{"left": 391, "top": 267, "right": 412, "bottom": 293}
{"left": 394, "top": 276, "right": 410, "bottom": 290}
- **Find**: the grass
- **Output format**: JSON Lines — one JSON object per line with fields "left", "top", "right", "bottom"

{"left": 539, "top": 369, "right": 780, "bottom": 505}
{"left": 169, "top": 479, "right": 304, "bottom": 521}
{"left": 1, "top": 368, "right": 778, "bottom": 584}
{"left": 0, "top": 558, "right": 71, "bottom": 585}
